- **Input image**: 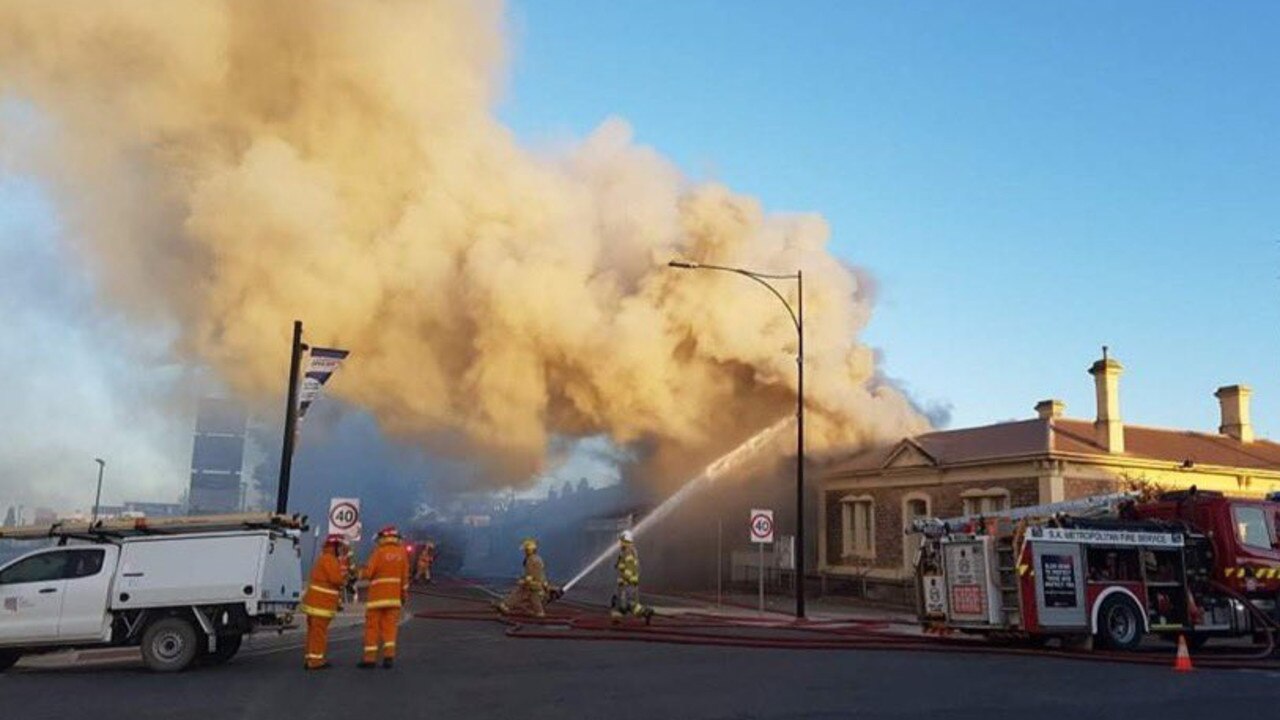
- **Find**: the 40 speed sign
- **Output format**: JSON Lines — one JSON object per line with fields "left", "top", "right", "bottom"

{"left": 328, "top": 497, "right": 362, "bottom": 541}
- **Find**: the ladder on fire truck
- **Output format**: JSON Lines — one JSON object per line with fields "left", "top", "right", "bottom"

{"left": 909, "top": 492, "right": 1134, "bottom": 537}
{"left": 995, "top": 534, "right": 1020, "bottom": 626}
{"left": 0, "top": 512, "right": 308, "bottom": 541}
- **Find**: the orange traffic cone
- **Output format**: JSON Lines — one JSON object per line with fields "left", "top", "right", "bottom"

{"left": 1173, "top": 634, "right": 1194, "bottom": 672}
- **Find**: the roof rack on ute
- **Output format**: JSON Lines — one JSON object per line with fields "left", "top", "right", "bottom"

{"left": 0, "top": 512, "right": 308, "bottom": 542}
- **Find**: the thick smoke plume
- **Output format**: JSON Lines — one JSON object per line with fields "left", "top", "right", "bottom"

{"left": 0, "top": 1, "right": 927, "bottom": 489}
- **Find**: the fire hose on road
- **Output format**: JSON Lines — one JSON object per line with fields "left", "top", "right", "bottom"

{"left": 411, "top": 580, "right": 1280, "bottom": 671}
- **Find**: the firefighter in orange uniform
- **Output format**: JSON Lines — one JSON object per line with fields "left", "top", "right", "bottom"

{"left": 358, "top": 525, "right": 410, "bottom": 669}
{"left": 300, "top": 534, "right": 346, "bottom": 670}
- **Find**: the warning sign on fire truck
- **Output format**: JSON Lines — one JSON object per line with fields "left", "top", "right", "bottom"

{"left": 941, "top": 538, "right": 994, "bottom": 623}
{"left": 921, "top": 575, "right": 947, "bottom": 617}
{"left": 1040, "top": 554, "right": 1079, "bottom": 608}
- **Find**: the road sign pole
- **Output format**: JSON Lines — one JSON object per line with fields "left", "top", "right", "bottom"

{"left": 758, "top": 541, "right": 765, "bottom": 613}
{"left": 717, "top": 517, "right": 723, "bottom": 609}
{"left": 749, "top": 508, "right": 774, "bottom": 614}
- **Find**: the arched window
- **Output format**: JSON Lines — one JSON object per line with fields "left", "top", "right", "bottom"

{"left": 903, "top": 493, "right": 931, "bottom": 527}
{"left": 902, "top": 492, "right": 932, "bottom": 571}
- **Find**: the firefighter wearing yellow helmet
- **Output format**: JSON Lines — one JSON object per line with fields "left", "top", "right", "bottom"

{"left": 497, "top": 537, "right": 550, "bottom": 618}
{"left": 611, "top": 530, "right": 654, "bottom": 624}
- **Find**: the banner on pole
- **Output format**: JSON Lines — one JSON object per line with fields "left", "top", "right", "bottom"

{"left": 298, "top": 347, "right": 350, "bottom": 420}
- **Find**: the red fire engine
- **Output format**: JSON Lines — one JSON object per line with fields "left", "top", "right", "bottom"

{"left": 913, "top": 488, "right": 1280, "bottom": 650}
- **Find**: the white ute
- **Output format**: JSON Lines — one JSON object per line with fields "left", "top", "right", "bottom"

{"left": 0, "top": 513, "right": 304, "bottom": 672}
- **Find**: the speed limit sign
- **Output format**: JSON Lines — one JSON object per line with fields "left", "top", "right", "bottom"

{"left": 749, "top": 509, "right": 774, "bottom": 544}
{"left": 328, "top": 497, "right": 361, "bottom": 541}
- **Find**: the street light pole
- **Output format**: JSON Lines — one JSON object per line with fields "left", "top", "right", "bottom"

{"left": 667, "top": 259, "right": 806, "bottom": 618}
{"left": 92, "top": 458, "right": 106, "bottom": 526}
{"left": 795, "top": 269, "right": 804, "bottom": 619}
{"left": 276, "top": 320, "right": 305, "bottom": 515}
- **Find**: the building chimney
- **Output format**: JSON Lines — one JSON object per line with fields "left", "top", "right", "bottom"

{"left": 1088, "top": 347, "right": 1124, "bottom": 453}
{"left": 1214, "top": 385, "right": 1254, "bottom": 443}
{"left": 1035, "top": 399, "right": 1065, "bottom": 420}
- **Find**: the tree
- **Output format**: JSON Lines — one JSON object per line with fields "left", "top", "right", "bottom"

{"left": 840, "top": 552, "right": 875, "bottom": 598}
{"left": 1120, "top": 474, "right": 1169, "bottom": 503}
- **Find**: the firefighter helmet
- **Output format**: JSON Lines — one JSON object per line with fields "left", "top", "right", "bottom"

{"left": 619, "top": 530, "right": 635, "bottom": 544}
{"left": 521, "top": 537, "right": 538, "bottom": 554}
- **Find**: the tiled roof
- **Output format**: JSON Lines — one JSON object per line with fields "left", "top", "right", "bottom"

{"left": 1052, "top": 419, "right": 1280, "bottom": 470}
{"left": 823, "top": 417, "right": 1280, "bottom": 475}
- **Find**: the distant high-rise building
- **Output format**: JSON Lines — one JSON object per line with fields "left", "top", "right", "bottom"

{"left": 2, "top": 506, "right": 14, "bottom": 527}
{"left": 187, "top": 398, "right": 248, "bottom": 515}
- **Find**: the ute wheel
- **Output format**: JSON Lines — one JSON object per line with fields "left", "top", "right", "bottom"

{"left": 141, "top": 617, "right": 200, "bottom": 673}
{"left": 0, "top": 651, "right": 22, "bottom": 672}
{"left": 202, "top": 633, "right": 243, "bottom": 666}
{"left": 1096, "top": 595, "right": 1144, "bottom": 651}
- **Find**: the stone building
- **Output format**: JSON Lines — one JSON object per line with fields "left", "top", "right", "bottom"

{"left": 818, "top": 351, "right": 1280, "bottom": 585}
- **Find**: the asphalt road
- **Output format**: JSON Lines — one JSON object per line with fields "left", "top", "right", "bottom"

{"left": 4, "top": 588, "right": 1277, "bottom": 720}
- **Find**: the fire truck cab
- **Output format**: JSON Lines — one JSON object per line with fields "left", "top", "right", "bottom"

{"left": 914, "top": 490, "right": 1280, "bottom": 651}
{"left": 1137, "top": 490, "right": 1280, "bottom": 609}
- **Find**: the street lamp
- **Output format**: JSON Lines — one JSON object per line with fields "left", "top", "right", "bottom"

{"left": 92, "top": 458, "right": 106, "bottom": 526}
{"left": 667, "top": 259, "right": 807, "bottom": 618}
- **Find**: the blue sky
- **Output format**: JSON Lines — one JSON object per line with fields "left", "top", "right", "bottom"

{"left": 502, "top": 1, "right": 1280, "bottom": 436}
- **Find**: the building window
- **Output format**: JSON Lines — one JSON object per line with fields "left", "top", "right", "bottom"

{"left": 840, "top": 495, "right": 875, "bottom": 559}
{"left": 961, "top": 488, "right": 1010, "bottom": 517}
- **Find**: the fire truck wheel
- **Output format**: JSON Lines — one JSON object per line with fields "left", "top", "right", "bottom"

{"left": 1096, "top": 595, "right": 1144, "bottom": 651}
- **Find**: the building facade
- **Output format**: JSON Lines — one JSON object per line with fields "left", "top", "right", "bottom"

{"left": 818, "top": 352, "right": 1280, "bottom": 583}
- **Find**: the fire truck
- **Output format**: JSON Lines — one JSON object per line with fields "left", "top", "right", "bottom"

{"left": 912, "top": 489, "right": 1280, "bottom": 650}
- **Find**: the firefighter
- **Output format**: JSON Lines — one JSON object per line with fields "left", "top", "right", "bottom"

{"left": 611, "top": 530, "right": 654, "bottom": 625}
{"left": 299, "top": 534, "right": 346, "bottom": 670}
{"left": 497, "top": 538, "right": 550, "bottom": 618}
{"left": 415, "top": 541, "right": 435, "bottom": 584}
{"left": 358, "top": 525, "right": 410, "bottom": 669}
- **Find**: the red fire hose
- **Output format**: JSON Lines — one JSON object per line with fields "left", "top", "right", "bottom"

{"left": 410, "top": 581, "right": 1280, "bottom": 670}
